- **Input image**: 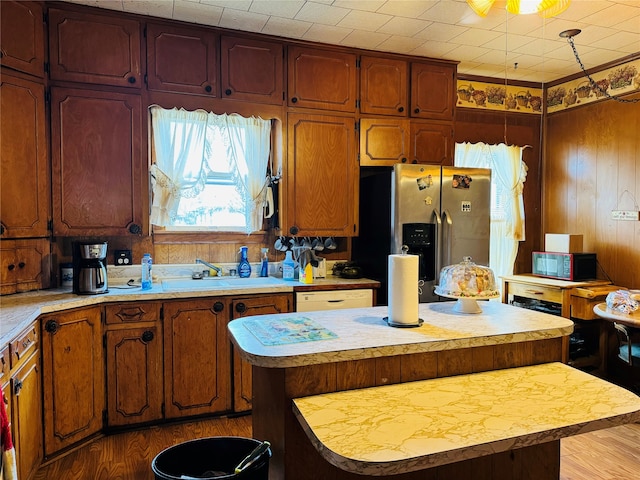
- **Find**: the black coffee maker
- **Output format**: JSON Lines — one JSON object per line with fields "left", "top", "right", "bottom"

{"left": 73, "top": 242, "right": 108, "bottom": 294}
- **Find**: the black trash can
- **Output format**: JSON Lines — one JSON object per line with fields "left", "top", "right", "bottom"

{"left": 152, "top": 437, "right": 271, "bottom": 480}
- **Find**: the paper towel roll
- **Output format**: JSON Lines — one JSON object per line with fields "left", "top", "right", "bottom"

{"left": 388, "top": 254, "right": 419, "bottom": 325}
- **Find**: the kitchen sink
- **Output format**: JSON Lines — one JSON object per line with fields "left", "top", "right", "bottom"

{"left": 161, "top": 276, "right": 285, "bottom": 291}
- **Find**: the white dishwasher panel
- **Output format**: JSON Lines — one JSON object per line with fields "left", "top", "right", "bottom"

{"left": 296, "top": 289, "right": 373, "bottom": 312}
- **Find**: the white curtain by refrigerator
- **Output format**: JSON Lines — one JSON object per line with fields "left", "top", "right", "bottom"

{"left": 455, "top": 142, "right": 528, "bottom": 282}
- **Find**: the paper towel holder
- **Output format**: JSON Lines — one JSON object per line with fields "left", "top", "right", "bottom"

{"left": 384, "top": 317, "right": 424, "bottom": 328}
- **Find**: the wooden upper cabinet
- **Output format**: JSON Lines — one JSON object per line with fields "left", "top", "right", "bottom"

{"left": 0, "top": 1, "right": 45, "bottom": 77}
{"left": 146, "top": 22, "right": 218, "bottom": 96}
{"left": 410, "top": 120, "right": 454, "bottom": 165}
{"left": 359, "top": 118, "right": 410, "bottom": 166}
{"left": 288, "top": 46, "right": 357, "bottom": 112}
{"left": 221, "top": 35, "right": 283, "bottom": 104}
{"left": 0, "top": 238, "right": 50, "bottom": 295}
{"left": 50, "top": 87, "right": 145, "bottom": 236}
{"left": 359, "top": 56, "right": 408, "bottom": 116}
{"left": 48, "top": 7, "right": 142, "bottom": 88}
{"left": 0, "top": 73, "right": 49, "bottom": 239}
{"left": 410, "top": 62, "right": 456, "bottom": 121}
{"left": 285, "top": 113, "right": 358, "bottom": 237}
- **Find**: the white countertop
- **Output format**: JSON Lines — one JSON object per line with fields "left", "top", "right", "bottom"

{"left": 292, "top": 362, "right": 640, "bottom": 476}
{"left": 0, "top": 275, "right": 379, "bottom": 348}
{"left": 228, "top": 301, "right": 574, "bottom": 368}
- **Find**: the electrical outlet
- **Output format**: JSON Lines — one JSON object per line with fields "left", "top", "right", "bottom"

{"left": 114, "top": 249, "right": 133, "bottom": 265}
{"left": 611, "top": 210, "right": 640, "bottom": 221}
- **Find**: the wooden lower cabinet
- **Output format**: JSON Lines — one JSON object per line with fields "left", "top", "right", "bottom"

{"left": 11, "top": 350, "right": 42, "bottom": 480}
{"left": 105, "top": 302, "right": 163, "bottom": 427}
{"left": 3, "top": 323, "right": 42, "bottom": 480}
{"left": 41, "top": 307, "right": 104, "bottom": 456}
{"left": 230, "top": 294, "right": 292, "bottom": 412}
{"left": 163, "top": 298, "right": 232, "bottom": 418}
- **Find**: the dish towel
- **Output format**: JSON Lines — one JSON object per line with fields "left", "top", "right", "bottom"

{"left": 0, "top": 396, "right": 17, "bottom": 480}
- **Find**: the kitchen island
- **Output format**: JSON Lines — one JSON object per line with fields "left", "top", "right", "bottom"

{"left": 228, "top": 300, "right": 602, "bottom": 480}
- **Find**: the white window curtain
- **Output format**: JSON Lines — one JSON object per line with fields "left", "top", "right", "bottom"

{"left": 210, "top": 113, "right": 272, "bottom": 233}
{"left": 149, "top": 106, "right": 271, "bottom": 233}
{"left": 455, "top": 142, "right": 528, "bottom": 280}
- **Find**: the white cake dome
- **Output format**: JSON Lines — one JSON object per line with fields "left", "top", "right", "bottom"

{"left": 436, "top": 257, "right": 500, "bottom": 299}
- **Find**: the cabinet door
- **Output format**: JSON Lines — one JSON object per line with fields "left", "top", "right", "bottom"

{"left": 360, "top": 56, "right": 408, "bottom": 116}
{"left": 163, "top": 299, "right": 231, "bottom": 418}
{"left": 359, "top": 118, "right": 410, "bottom": 166}
{"left": 0, "top": 239, "right": 49, "bottom": 295}
{"left": 285, "top": 113, "right": 358, "bottom": 237}
{"left": 230, "top": 294, "right": 292, "bottom": 412}
{"left": 288, "top": 46, "right": 356, "bottom": 112}
{"left": 11, "top": 351, "right": 42, "bottom": 480}
{"left": 0, "top": 242, "right": 17, "bottom": 295}
{"left": 410, "top": 121, "right": 454, "bottom": 165}
{"left": 41, "top": 307, "right": 104, "bottom": 456}
{"left": 410, "top": 62, "right": 456, "bottom": 121}
{"left": 1, "top": 73, "right": 49, "bottom": 238}
{"left": 221, "top": 35, "right": 283, "bottom": 104}
{"left": 51, "top": 87, "right": 144, "bottom": 236}
{"left": 146, "top": 23, "right": 218, "bottom": 96}
{"left": 106, "top": 326, "right": 163, "bottom": 427}
{"left": 0, "top": 1, "right": 45, "bottom": 77}
{"left": 48, "top": 7, "right": 142, "bottom": 88}
{"left": 15, "top": 238, "right": 49, "bottom": 293}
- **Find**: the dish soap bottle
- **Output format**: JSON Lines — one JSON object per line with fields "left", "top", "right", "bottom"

{"left": 260, "top": 248, "right": 269, "bottom": 277}
{"left": 282, "top": 250, "right": 295, "bottom": 281}
{"left": 141, "top": 253, "right": 153, "bottom": 290}
{"left": 238, "top": 246, "right": 251, "bottom": 278}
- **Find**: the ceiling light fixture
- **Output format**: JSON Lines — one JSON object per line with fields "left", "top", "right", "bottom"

{"left": 559, "top": 29, "right": 639, "bottom": 104}
{"left": 467, "top": 0, "right": 570, "bottom": 18}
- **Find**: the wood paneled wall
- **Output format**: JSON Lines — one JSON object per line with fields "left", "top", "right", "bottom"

{"left": 544, "top": 93, "right": 640, "bottom": 289}
{"left": 455, "top": 109, "right": 543, "bottom": 275}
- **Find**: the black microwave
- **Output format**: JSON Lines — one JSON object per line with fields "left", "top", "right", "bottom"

{"left": 532, "top": 252, "right": 597, "bottom": 281}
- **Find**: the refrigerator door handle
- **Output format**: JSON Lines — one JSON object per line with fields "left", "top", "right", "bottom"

{"left": 441, "top": 209, "right": 453, "bottom": 268}
{"left": 432, "top": 209, "right": 442, "bottom": 280}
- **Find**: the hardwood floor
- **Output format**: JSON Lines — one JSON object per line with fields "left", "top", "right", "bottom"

{"left": 34, "top": 415, "right": 639, "bottom": 480}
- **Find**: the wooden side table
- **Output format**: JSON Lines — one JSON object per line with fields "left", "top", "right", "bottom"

{"left": 501, "top": 275, "right": 613, "bottom": 370}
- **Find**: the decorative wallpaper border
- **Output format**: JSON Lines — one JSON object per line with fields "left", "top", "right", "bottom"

{"left": 456, "top": 81, "right": 543, "bottom": 115}
{"left": 546, "top": 59, "right": 640, "bottom": 113}
{"left": 457, "top": 58, "right": 640, "bottom": 115}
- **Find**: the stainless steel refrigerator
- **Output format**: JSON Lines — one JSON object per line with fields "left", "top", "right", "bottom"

{"left": 353, "top": 163, "right": 491, "bottom": 304}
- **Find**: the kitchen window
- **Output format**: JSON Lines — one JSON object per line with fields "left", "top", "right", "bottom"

{"left": 149, "top": 106, "right": 273, "bottom": 234}
{"left": 455, "top": 142, "right": 528, "bottom": 281}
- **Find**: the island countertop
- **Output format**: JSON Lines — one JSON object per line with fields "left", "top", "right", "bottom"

{"left": 228, "top": 301, "right": 574, "bottom": 368}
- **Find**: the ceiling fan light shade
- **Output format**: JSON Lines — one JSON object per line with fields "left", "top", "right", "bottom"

{"left": 467, "top": 0, "right": 570, "bottom": 17}
{"left": 466, "top": 0, "right": 497, "bottom": 17}
{"left": 537, "top": 0, "right": 571, "bottom": 18}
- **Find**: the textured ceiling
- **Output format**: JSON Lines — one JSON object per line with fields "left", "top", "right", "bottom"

{"left": 65, "top": 0, "right": 640, "bottom": 84}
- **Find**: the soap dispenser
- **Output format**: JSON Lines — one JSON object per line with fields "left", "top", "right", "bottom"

{"left": 282, "top": 250, "right": 295, "bottom": 281}
{"left": 238, "top": 246, "right": 251, "bottom": 278}
{"left": 260, "top": 248, "right": 269, "bottom": 277}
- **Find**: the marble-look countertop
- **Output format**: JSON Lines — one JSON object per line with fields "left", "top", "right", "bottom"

{"left": 228, "top": 301, "right": 574, "bottom": 368}
{"left": 0, "top": 271, "right": 379, "bottom": 349}
{"left": 292, "top": 362, "right": 640, "bottom": 476}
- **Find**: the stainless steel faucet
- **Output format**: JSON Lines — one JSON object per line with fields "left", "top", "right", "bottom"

{"left": 196, "top": 258, "right": 222, "bottom": 276}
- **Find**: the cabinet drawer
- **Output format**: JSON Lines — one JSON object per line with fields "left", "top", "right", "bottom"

{"left": 105, "top": 303, "right": 161, "bottom": 324}
{"left": 10, "top": 323, "right": 38, "bottom": 369}
{"left": 508, "top": 282, "right": 563, "bottom": 304}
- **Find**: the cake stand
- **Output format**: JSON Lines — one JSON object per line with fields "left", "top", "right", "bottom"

{"left": 434, "top": 289, "right": 501, "bottom": 314}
